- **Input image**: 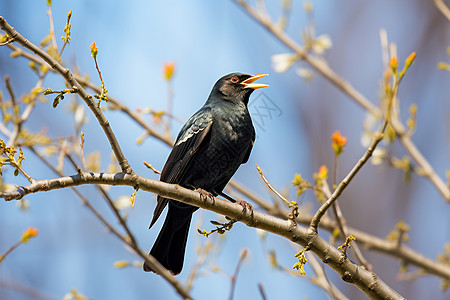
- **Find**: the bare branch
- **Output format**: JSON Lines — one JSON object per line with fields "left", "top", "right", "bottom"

{"left": 0, "top": 171, "right": 405, "bottom": 299}
{"left": 390, "top": 115, "right": 450, "bottom": 201}
{"left": 0, "top": 16, "right": 132, "bottom": 174}
{"left": 233, "top": 0, "right": 382, "bottom": 117}
{"left": 228, "top": 180, "right": 450, "bottom": 281}
{"left": 26, "top": 148, "right": 192, "bottom": 299}
{"left": 307, "top": 253, "right": 350, "bottom": 300}
{"left": 233, "top": 0, "right": 450, "bottom": 202}
{"left": 434, "top": 0, "right": 450, "bottom": 21}
{"left": 310, "top": 131, "right": 385, "bottom": 232}
{"left": 229, "top": 249, "right": 247, "bottom": 300}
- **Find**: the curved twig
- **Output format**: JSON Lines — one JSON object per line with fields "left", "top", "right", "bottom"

{"left": 233, "top": 0, "right": 450, "bottom": 201}
{"left": 1, "top": 171, "right": 406, "bottom": 299}
{"left": 6, "top": 31, "right": 446, "bottom": 285}
{"left": 26, "top": 148, "right": 192, "bottom": 299}
{"left": 0, "top": 16, "right": 132, "bottom": 175}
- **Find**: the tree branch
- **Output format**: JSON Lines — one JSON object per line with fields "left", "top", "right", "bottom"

{"left": 233, "top": 0, "right": 450, "bottom": 202}
{"left": 310, "top": 132, "right": 385, "bottom": 232}
{"left": 433, "top": 0, "right": 450, "bottom": 21}
{"left": 233, "top": 0, "right": 382, "bottom": 117}
{"left": 0, "top": 16, "right": 132, "bottom": 175}
{"left": 1, "top": 171, "right": 405, "bottom": 299}
{"left": 390, "top": 114, "right": 450, "bottom": 201}
{"left": 26, "top": 148, "right": 192, "bottom": 299}
{"left": 229, "top": 183, "right": 450, "bottom": 281}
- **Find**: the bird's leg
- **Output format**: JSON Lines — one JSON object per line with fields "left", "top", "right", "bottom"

{"left": 194, "top": 188, "right": 214, "bottom": 202}
{"left": 216, "top": 191, "right": 237, "bottom": 203}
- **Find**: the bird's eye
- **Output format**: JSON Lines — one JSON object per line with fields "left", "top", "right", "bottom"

{"left": 231, "top": 77, "right": 239, "bottom": 83}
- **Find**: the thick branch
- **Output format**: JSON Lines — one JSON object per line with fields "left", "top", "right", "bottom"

{"left": 26, "top": 149, "right": 192, "bottom": 299}
{"left": 0, "top": 16, "right": 132, "bottom": 174}
{"left": 229, "top": 184, "right": 450, "bottom": 281}
{"left": 1, "top": 172, "right": 405, "bottom": 299}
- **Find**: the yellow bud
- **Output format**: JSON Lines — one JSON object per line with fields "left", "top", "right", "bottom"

{"left": 331, "top": 130, "right": 347, "bottom": 155}
{"left": 90, "top": 42, "right": 98, "bottom": 58}
{"left": 291, "top": 173, "right": 303, "bottom": 186}
{"left": 114, "top": 260, "right": 130, "bottom": 268}
{"left": 389, "top": 56, "right": 398, "bottom": 70}
{"left": 405, "top": 52, "right": 416, "bottom": 68}
{"left": 318, "top": 165, "right": 328, "bottom": 179}
{"left": 21, "top": 227, "right": 38, "bottom": 243}
{"left": 163, "top": 62, "right": 175, "bottom": 81}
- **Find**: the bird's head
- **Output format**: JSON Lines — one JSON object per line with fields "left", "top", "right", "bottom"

{"left": 209, "top": 73, "right": 269, "bottom": 105}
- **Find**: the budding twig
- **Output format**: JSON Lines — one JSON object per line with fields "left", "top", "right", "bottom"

{"left": 143, "top": 161, "right": 161, "bottom": 174}
{"left": 0, "top": 16, "right": 132, "bottom": 174}
{"left": 256, "top": 164, "right": 298, "bottom": 220}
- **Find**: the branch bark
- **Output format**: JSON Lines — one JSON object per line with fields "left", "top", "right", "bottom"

{"left": 233, "top": 0, "right": 450, "bottom": 202}
{"left": 3, "top": 22, "right": 447, "bottom": 288}
{"left": 229, "top": 183, "right": 450, "bottom": 281}
{"left": 1, "top": 171, "right": 406, "bottom": 299}
{"left": 0, "top": 16, "right": 133, "bottom": 175}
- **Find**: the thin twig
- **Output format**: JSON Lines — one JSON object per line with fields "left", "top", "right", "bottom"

{"left": 390, "top": 115, "right": 450, "bottom": 201}
{"left": 309, "top": 131, "right": 385, "bottom": 232}
{"left": 2, "top": 13, "right": 448, "bottom": 295}
{"left": 233, "top": 0, "right": 450, "bottom": 201}
{"left": 310, "top": 39, "right": 407, "bottom": 231}
{"left": 0, "top": 37, "right": 14, "bottom": 46}
{"left": 27, "top": 147, "right": 191, "bottom": 299}
{"left": 7, "top": 76, "right": 43, "bottom": 147}
{"left": 0, "top": 171, "right": 407, "bottom": 299}
{"left": 434, "top": 0, "right": 450, "bottom": 21}
{"left": 0, "top": 278, "right": 58, "bottom": 300}
{"left": 322, "top": 181, "right": 372, "bottom": 271}
{"left": 234, "top": 0, "right": 382, "bottom": 117}
{"left": 229, "top": 249, "right": 247, "bottom": 300}
{"left": 256, "top": 164, "right": 289, "bottom": 205}
{"left": 0, "top": 240, "right": 22, "bottom": 263}
{"left": 143, "top": 160, "right": 161, "bottom": 174}
{"left": 0, "top": 16, "right": 132, "bottom": 174}
{"left": 257, "top": 283, "right": 267, "bottom": 300}
{"left": 65, "top": 153, "right": 138, "bottom": 246}
{"left": 185, "top": 227, "right": 212, "bottom": 291}
{"left": 46, "top": 5, "right": 58, "bottom": 49}
{"left": 4, "top": 75, "right": 15, "bottom": 106}
{"left": 4, "top": 42, "right": 291, "bottom": 205}
{"left": 306, "top": 253, "right": 349, "bottom": 300}
{"left": 229, "top": 173, "right": 450, "bottom": 280}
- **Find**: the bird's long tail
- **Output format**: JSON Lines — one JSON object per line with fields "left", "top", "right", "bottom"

{"left": 143, "top": 204, "right": 192, "bottom": 275}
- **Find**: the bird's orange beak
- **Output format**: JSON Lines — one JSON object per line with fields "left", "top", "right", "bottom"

{"left": 241, "top": 73, "right": 269, "bottom": 89}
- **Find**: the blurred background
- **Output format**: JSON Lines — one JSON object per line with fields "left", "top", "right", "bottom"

{"left": 0, "top": 0, "right": 449, "bottom": 299}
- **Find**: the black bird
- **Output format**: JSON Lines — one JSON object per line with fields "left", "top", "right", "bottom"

{"left": 144, "top": 73, "right": 268, "bottom": 274}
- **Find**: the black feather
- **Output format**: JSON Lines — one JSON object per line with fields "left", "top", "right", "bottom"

{"left": 144, "top": 73, "right": 265, "bottom": 274}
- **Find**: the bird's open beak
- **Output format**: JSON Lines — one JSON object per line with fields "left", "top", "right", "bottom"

{"left": 241, "top": 73, "right": 269, "bottom": 89}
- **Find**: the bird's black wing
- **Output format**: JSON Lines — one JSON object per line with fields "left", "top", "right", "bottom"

{"left": 242, "top": 138, "right": 254, "bottom": 164}
{"left": 149, "top": 108, "right": 213, "bottom": 228}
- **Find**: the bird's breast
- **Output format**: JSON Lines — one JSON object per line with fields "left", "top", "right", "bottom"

{"left": 214, "top": 110, "right": 253, "bottom": 142}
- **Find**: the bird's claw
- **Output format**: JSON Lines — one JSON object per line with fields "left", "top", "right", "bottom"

{"left": 236, "top": 200, "right": 253, "bottom": 213}
{"left": 195, "top": 188, "right": 213, "bottom": 202}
